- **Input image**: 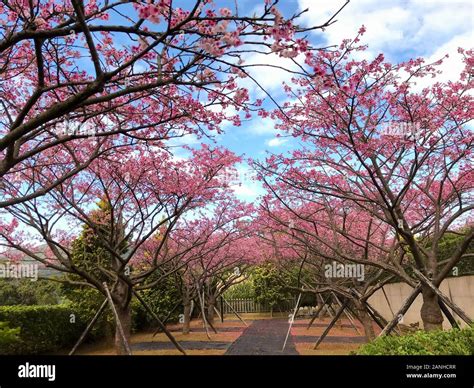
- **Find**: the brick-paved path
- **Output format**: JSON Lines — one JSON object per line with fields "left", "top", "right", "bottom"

{"left": 225, "top": 319, "right": 298, "bottom": 355}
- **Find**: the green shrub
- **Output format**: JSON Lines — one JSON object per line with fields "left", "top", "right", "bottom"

{"left": 134, "top": 274, "right": 182, "bottom": 330}
{"left": 63, "top": 285, "right": 160, "bottom": 336}
{"left": 0, "top": 278, "right": 63, "bottom": 306}
{"left": 224, "top": 281, "right": 255, "bottom": 300}
{"left": 253, "top": 263, "right": 295, "bottom": 309}
{"left": 62, "top": 286, "right": 115, "bottom": 341}
{"left": 0, "top": 305, "right": 86, "bottom": 354}
{"left": 0, "top": 321, "right": 20, "bottom": 352}
{"left": 357, "top": 326, "right": 474, "bottom": 355}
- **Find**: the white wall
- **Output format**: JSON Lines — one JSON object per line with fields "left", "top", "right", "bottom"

{"left": 368, "top": 275, "right": 474, "bottom": 329}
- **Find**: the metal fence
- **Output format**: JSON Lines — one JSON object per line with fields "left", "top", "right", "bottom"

{"left": 222, "top": 298, "right": 296, "bottom": 314}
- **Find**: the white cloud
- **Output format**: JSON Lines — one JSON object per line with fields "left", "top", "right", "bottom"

{"left": 266, "top": 137, "right": 288, "bottom": 147}
{"left": 166, "top": 133, "right": 200, "bottom": 147}
{"left": 417, "top": 32, "right": 472, "bottom": 85}
{"left": 393, "top": 30, "right": 472, "bottom": 93}
{"left": 232, "top": 182, "right": 263, "bottom": 200}
{"left": 238, "top": 51, "right": 305, "bottom": 99}
{"left": 206, "top": 102, "right": 237, "bottom": 116}
{"left": 298, "top": 0, "right": 473, "bottom": 61}
{"left": 230, "top": 163, "right": 264, "bottom": 201}
{"left": 245, "top": 117, "right": 278, "bottom": 135}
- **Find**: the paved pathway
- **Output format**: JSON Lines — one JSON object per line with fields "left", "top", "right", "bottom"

{"left": 225, "top": 319, "right": 298, "bottom": 355}
{"left": 132, "top": 341, "right": 230, "bottom": 351}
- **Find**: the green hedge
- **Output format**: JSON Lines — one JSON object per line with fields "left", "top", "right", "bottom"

{"left": 0, "top": 321, "right": 20, "bottom": 348}
{"left": 62, "top": 286, "right": 154, "bottom": 335}
{"left": 0, "top": 286, "right": 183, "bottom": 354}
{"left": 62, "top": 287, "right": 116, "bottom": 341}
{"left": 0, "top": 305, "right": 87, "bottom": 355}
{"left": 357, "top": 326, "right": 474, "bottom": 355}
{"left": 0, "top": 300, "right": 175, "bottom": 354}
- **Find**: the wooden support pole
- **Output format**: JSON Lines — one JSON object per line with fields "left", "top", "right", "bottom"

{"left": 152, "top": 301, "right": 181, "bottom": 337}
{"left": 379, "top": 283, "right": 422, "bottom": 337}
{"left": 365, "top": 300, "right": 404, "bottom": 335}
{"left": 365, "top": 301, "right": 388, "bottom": 326}
{"left": 207, "top": 316, "right": 219, "bottom": 334}
{"left": 380, "top": 286, "right": 402, "bottom": 334}
{"left": 381, "top": 286, "right": 395, "bottom": 318}
{"left": 438, "top": 299, "right": 460, "bottom": 329}
{"left": 332, "top": 292, "right": 361, "bottom": 335}
{"left": 412, "top": 268, "right": 472, "bottom": 325}
{"left": 343, "top": 307, "right": 360, "bottom": 332}
{"left": 132, "top": 290, "right": 186, "bottom": 355}
{"left": 69, "top": 298, "right": 108, "bottom": 356}
{"left": 103, "top": 282, "right": 132, "bottom": 355}
{"left": 282, "top": 293, "right": 302, "bottom": 351}
{"left": 307, "top": 294, "right": 329, "bottom": 329}
{"left": 352, "top": 287, "right": 400, "bottom": 335}
{"left": 220, "top": 297, "right": 224, "bottom": 323}
{"left": 197, "top": 288, "right": 212, "bottom": 339}
{"left": 365, "top": 303, "right": 385, "bottom": 330}
{"left": 447, "top": 282, "right": 455, "bottom": 317}
{"left": 314, "top": 299, "right": 348, "bottom": 349}
{"left": 214, "top": 306, "right": 222, "bottom": 322}
{"left": 325, "top": 298, "right": 336, "bottom": 319}
{"left": 223, "top": 298, "right": 248, "bottom": 327}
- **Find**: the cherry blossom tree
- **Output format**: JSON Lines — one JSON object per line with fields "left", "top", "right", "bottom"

{"left": 161, "top": 200, "right": 255, "bottom": 332}
{"left": 0, "top": 143, "right": 241, "bottom": 353}
{"left": 256, "top": 35, "right": 474, "bottom": 330}
{"left": 0, "top": 0, "right": 348, "bottom": 208}
{"left": 255, "top": 196, "right": 404, "bottom": 339}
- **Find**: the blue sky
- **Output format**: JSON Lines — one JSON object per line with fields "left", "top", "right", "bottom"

{"left": 28, "top": 0, "right": 474, "bottom": 202}
{"left": 76, "top": 0, "right": 472, "bottom": 201}
{"left": 1, "top": 0, "right": 472, "bottom": 247}
{"left": 203, "top": 0, "right": 473, "bottom": 201}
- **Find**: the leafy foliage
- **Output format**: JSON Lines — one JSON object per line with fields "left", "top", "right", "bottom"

{"left": 69, "top": 199, "right": 128, "bottom": 283}
{"left": 435, "top": 230, "right": 474, "bottom": 276}
{"left": 61, "top": 286, "right": 115, "bottom": 341}
{"left": 357, "top": 326, "right": 474, "bottom": 355}
{"left": 253, "top": 263, "right": 295, "bottom": 309}
{"left": 0, "top": 305, "right": 85, "bottom": 354}
{"left": 134, "top": 273, "right": 183, "bottom": 329}
{"left": 0, "top": 321, "right": 20, "bottom": 349}
{"left": 0, "top": 279, "right": 63, "bottom": 306}
{"left": 224, "top": 280, "right": 256, "bottom": 300}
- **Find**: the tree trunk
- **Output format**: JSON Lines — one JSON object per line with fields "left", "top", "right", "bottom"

{"left": 111, "top": 256, "right": 132, "bottom": 355}
{"left": 183, "top": 299, "right": 191, "bottom": 335}
{"left": 420, "top": 286, "right": 443, "bottom": 330}
{"left": 114, "top": 302, "right": 131, "bottom": 355}
{"left": 355, "top": 301, "right": 375, "bottom": 341}
{"left": 207, "top": 295, "right": 216, "bottom": 324}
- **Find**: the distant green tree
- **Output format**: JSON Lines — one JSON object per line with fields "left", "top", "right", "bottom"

{"left": 68, "top": 198, "right": 128, "bottom": 283}
{"left": 135, "top": 270, "right": 183, "bottom": 329}
{"left": 0, "top": 279, "right": 62, "bottom": 306}
{"left": 224, "top": 280, "right": 255, "bottom": 300}
{"left": 435, "top": 229, "right": 474, "bottom": 276}
{"left": 253, "top": 263, "right": 294, "bottom": 311}
{"left": 62, "top": 198, "right": 129, "bottom": 341}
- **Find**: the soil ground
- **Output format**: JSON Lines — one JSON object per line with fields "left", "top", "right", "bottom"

{"left": 69, "top": 314, "right": 374, "bottom": 355}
